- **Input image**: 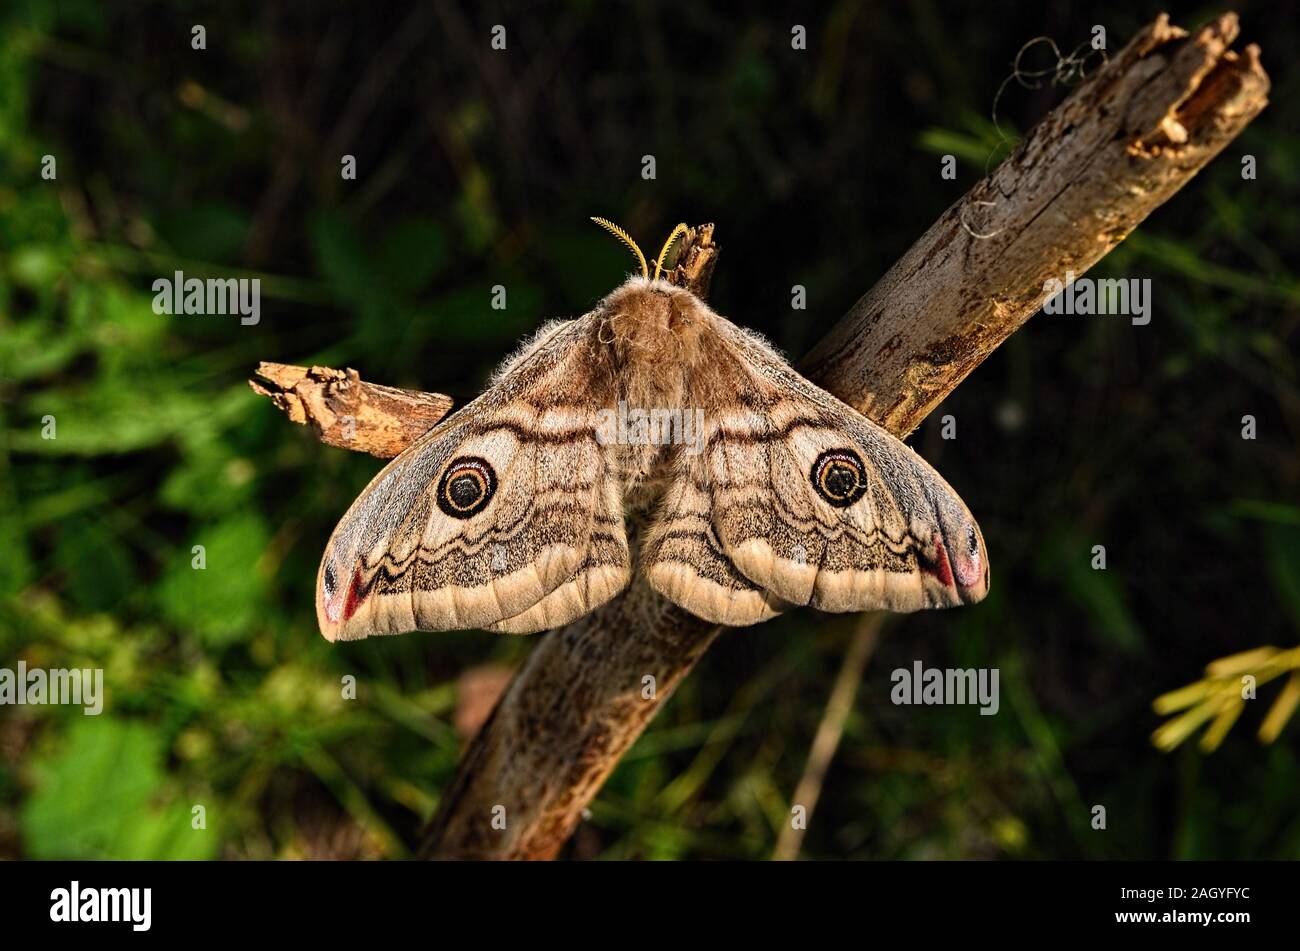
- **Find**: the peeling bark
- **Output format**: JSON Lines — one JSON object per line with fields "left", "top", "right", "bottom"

{"left": 249, "top": 362, "right": 453, "bottom": 459}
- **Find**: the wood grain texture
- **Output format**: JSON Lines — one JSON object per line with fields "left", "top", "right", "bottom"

{"left": 801, "top": 13, "right": 1269, "bottom": 437}
{"left": 249, "top": 362, "right": 454, "bottom": 459}
{"left": 422, "top": 571, "right": 719, "bottom": 858}
{"left": 248, "top": 14, "right": 1269, "bottom": 860}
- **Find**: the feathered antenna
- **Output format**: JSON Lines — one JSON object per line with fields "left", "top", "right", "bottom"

{"left": 590, "top": 217, "right": 648, "bottom": 279}
{"left": 653, "top": 223, "right": 690, "bottom": 281}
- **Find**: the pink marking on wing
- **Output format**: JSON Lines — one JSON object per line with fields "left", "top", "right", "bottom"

{"left": 323, "top": 570, "right": 342, "bottom": 623}
{"left": 921, "top": 536, "right": 955, "bottom": 587}
{"left": 342, "top": 568, "right": 368, "bottom": 622}
{"left": 954, "top": 540, "right": 983, "bottom": 588}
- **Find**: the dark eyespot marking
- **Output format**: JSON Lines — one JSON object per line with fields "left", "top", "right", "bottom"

{"left": 436, "top": 456, "right": 497, "bottom": 519}
{"left": 323, "top": 561, "right": 337, "bottom": 599}
{"left": 967, "top": 526, "right": 980, "bottom": 558}
{"left": 811, "top": 449, "right": 869, "bottom": 508}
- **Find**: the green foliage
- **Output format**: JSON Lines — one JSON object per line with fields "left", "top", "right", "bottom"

{"left": 156, "top": 514, "right": 270, "bottom": 647}
{"left": 23, "top": 717, "right": 218, "bottom": 860}
{"left": 1, "top": 1, "right": 1297, "bottom": 861}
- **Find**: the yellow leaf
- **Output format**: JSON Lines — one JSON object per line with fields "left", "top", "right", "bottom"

{"left": 1258, "top": 672, "right": 1300, "bottom": 744}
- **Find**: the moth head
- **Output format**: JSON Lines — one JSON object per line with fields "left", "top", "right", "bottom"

{"left": 589, "top": 221, "right": 711, "bottom": 380}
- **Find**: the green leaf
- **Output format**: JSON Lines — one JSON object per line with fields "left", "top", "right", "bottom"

{"left": 53, "top": 516, "right": 136, "bottom": 612}
{"left": 0, "top": 509, "right": 33, "bottom": 594}
{"left": 0, "top": 317, "right": 88, "bottom": 382}
{"left": 156, "top": 514, "right": 270, "bottom": 646}
{"left": 1228, "top": 498, "right": 1300, "bottom": 527}
{"left": 9, "top": 379, "right": 253, "bottom": 455}
{"left": 21, "top": 717, "right": 218, "bottom": 859}
{"left": 8, "top": 244, "right": 68, "bottom": 289}
{"left": 160, "top": 438, "right": 257, "bottom": 517}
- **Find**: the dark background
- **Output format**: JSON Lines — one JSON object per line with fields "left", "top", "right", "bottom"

{"left": 1, "top": 0, "right": 1297, "bottom": 859}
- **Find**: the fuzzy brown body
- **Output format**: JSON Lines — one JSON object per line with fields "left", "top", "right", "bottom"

{"left": 317, "top": 277, "right": 988, "bottom": 641}
{"left": 589, "top": 279, "right": 739, "bottom": 504}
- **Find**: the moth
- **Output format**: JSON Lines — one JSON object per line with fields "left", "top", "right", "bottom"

{"left": 317, "top": 220, "right": 988, "bottom": 641}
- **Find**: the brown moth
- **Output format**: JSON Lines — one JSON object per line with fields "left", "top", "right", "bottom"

{"left": 317, "top": 220, "right": 988, "bottom": 641}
